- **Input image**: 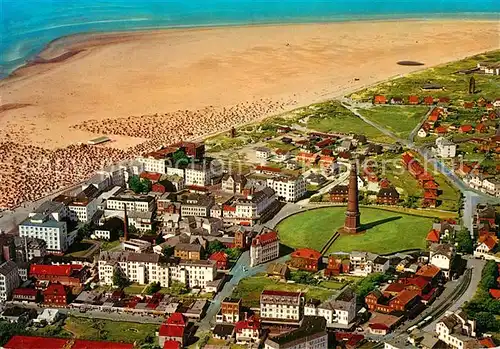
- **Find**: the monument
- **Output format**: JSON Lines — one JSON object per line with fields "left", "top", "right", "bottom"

{"left": 344, "top": 162, "right": 361, "bottom": 233}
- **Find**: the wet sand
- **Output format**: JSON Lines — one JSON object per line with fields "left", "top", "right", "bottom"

{"left": 0, "top": 20, "right": 498, "bottom": 209}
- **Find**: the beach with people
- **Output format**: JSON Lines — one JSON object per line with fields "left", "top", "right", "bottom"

{"left": 0, "top": 20, "right": 499, "bottom": 209}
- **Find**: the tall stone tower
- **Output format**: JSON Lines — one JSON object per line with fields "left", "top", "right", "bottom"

{"left": 344, "top": 162, "right": 361, "bottom": 233}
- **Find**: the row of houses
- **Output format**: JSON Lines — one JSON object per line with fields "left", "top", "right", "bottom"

{"left": 401, "top": 152, "right": 441, "bottom": 208}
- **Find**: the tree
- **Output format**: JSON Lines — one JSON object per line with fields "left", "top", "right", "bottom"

{"left": 112, "top": 268, "right": 129, "bottom": 288}
{"left": 144, "top": 282, "right": 161, "bottom": 295}
{"left": 162, "top": 245, "right": 174, "bottom": 258}
{"left": 403, "top": 195, "right": 418, "bottom": 209}
{"left": 172, "top": 150, "right": 190, "bottom": 166}
{"left": 290, "top": 271, "right": 319, "bottom": 285}
{"left": 207, "top": 240, "right": 226, "bottom": 255}
{"left": 455, "top": 228, "right": 473, "bottom": 254}
{"left": 475, "top": 312, "right": 499, "bottom": 332}
{"left": 0, "top": 322, "right": 28, "bottom": 346}
{"left": 480, "top": 260, "right": 499, "bottom": 290}
{"left": 355, "top": 273, "right": 391, "bottom": 300}
{"left": 225, "top": 248, "right": 242, "bottom": 261}
{"left": 169, "top": 281, "right": 188, "bottom": 295}
{"left": 129, "top": 175, "right": 143, "bottom": 193}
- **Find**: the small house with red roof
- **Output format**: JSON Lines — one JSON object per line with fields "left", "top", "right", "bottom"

{"left": 438, "top": 97, "right": 450, "bottom": 105}
{"left": 435, "top": 126, "right": 448, "bottom": 135}
{"left": 140, "top": 172, "right": 162, "bottom": 183}
{"left": 474, "top": 235, "right": 498, "bottom": 258}
{"left": 463, "top": 101, "right": 475, "bottom": 109}
{"left": 476, "top": 123, "right": 487, "bottom": 133}
{"left": 479, "top": 338, "right": 497, "bottom": 348}
{"left": 373, "top": 95, "right": 387, "bottom": 104}
{"left": 162, "top": 341, "right": 181, "bottom": 349}
{"left": 408, "top": 95, "right": 419, "bottom": 105}
{"left": 209, "top": 251, "right": 228, "bottom": 270}
{"left": 423, "top": 96, "right": 434, "bottom": 105}
{"left": 426, "top": 229, "right": 441, "bottom": 245}
{"left": 296, "top": 152, "right": 319, "bottom": 165}
{"left": 319, "top": 155, "right": 336, "bottom": 169}
{"left": 255, "top": 165, "right": 282, "bottom": 175}
{"left": 12, "top": 288, "right": 39, "bottom": 302}
{"left": 235, "top": 315, "right": 261, "bottom": 344}
{"left": 325, "top": 254, "right": 350, "bottom": 276}
{"left": 158, "top": 313, "right": 188, "bottom": 348}
{"left": 423, "top": 191, "right": 438, "bottom": 208}
{"left": 290, "top": 248, "right": 322, "bottom": 272}
{"left": 489, "top": 289, "right": 500, "bottom": 300}
{"left": 415, "top": 264, "right": 442, "bottom": 285}
{"left": 459, "top": 125, "right": 473, "bottom": 133}
{"left": 43, "top": 283, "right": 68, "bottom": 306}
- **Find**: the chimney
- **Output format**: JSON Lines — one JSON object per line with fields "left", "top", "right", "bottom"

{"left": 123, "top": 204, "right": 129, "bottom": 241}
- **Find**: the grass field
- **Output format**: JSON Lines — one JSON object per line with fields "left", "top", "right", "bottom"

{"left": 357, "top": 105, "right": 429, "bottom": 139}
{"left": 231, "top": 275, "right": 337, "bottom": 307}
{"left": 276, "top": 207, "right": 433, "bottom": 254}
{"left": 350, "top": 50, "right": 500, "bottom": 103}
{"left": 301, "top": 101, "right": 392, "bottom": 143}
{"left": 64, "top": 317, "right": 157, "bottom": 343}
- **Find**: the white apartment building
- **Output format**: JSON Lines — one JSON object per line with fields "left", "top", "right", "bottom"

{"left": 264, "top": 316, "right": 328, "bottom": 349}
{"left": 260, "top": 290, "right": 304, "bottom": 323}
{"left": 19, "top": 213, "right": 68, "bottom": 253}
{"left": 250, "top": 231, "right": 279, "bottom": 267}
{"left": 266, "top": 175, "right": 306, "bottom": 202}
{"left": 98, "top": 251, "right": 216, "bottom": 290}
{"left": 435, "top": 137, "right": 457, "bottom": 158}
{"left": 222, "top": 187, "right": 276, "bottom": 225}
{"left": 221, "top": 173, "right": 248, "bottom": 194}
{"left": 350, "top": 251, "right": 373, "bottom": 276}
{"left": 64, "top": 185, "right": 100, "bottom": 223}
{"left": 436, "top": 311, "right": 477, "bottom": 349}
{"left": 185, "top": 162, "right": 221, "bottom": 186}
{"left": 481, "top": 178, "right": 500, "bottom": 197}
{"left": 305, "top": 288, "right": 357, "bottom": 327}
{"left": 0, "top": 261, "right": 21, "bottom": 301}
{"left": 429, "top": 243, "right": 455, "bottom": 279}
{"left": 255, "top": 147, "right": 272, "bottom": 160}
{"left": 106, "top": 195, "right": 155, "bottom": 212}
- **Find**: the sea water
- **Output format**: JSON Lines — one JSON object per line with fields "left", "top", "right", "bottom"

{"left": 0, "top": 0, "right": 499, "bottom": 78}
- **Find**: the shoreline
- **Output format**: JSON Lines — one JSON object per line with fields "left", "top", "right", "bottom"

{"left": 2, "top": 16, "right": 499, "bottom": 82}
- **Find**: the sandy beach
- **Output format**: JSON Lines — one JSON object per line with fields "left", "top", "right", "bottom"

{"left": 0, "top": 20, "right": 499, "bottom": 209}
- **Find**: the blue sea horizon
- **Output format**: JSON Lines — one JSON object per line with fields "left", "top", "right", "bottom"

{"left": 0, "top": 0, "right": 499, "bottom": 79}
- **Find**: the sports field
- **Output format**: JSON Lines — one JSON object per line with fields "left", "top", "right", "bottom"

{"left": 276, "top": 207, "right": 433, "bottom": 254}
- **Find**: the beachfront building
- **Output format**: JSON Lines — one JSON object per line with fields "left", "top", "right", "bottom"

{"left": 65, "top": 186, "right": 100, "bottom": 223}
{"left": 250, "top": 231, "right": 279, "bottom": 267}
{"left": 19, "top": 213, "right": 69, "bottom": 254}
{"left": 106, "top": 193, "right": 156, "bottom": 212}
{"left": 0, "top": 261, "right": 21, "bottom": 301}
{"left": 266, "top": 175, "right": 306, "bottom": 202}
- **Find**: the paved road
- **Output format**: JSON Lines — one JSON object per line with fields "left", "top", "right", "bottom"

{"left": 197, "top": 251, "right": 290, "bottom": 331}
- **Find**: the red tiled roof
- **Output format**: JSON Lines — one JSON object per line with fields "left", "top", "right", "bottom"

{"left": 408, "top": 95, "right": 419, "bottom": 104}
{"left": 426, "top": 230, "right": 440, "bottom": 243}
{"left": 476, "top": 123, "right": 487, "bottom": 132}
{"left": 255, "top": 165, "right": 282, "bottom": 173}
{"left": 463, "top": 101, "right": 474, "bottom": 108}
{"left": 167, "top": 312, "right": 186, "bottom": 326}
{"left": 235, "top": 316, "right": 260, "bottom": 332}
{"left": 291, "top": 248, "right": 322, "bottom": 260}
{"left": 416, "top": 264, "right": 441, "bottom": 279}
{"left": 158, "top": 323, "right": 185, "bottom": 339}
{"left": 479, "top": 235, "right": 498, "bottom": 251}
{"left": 392, "top": 289, "right": 419, "bottom": 306}
{"left": 30, "top": 264, "right": 79, "bottom": 277}
{"left": 163, "top": 341, "right": 181, "bottom": 349}
{"left": 489, "top": 289, "right": 500, "bottom": 299}
{"left": 140, "top": 172, "right": 162, "bottom": 182}
{"left": 423, "top": 96, "right": 434, "bottom": 105}
{"left": 369, "top": 323, "right": 389, "bottom": 330}
{"left": 401, "top": 152, "right": 414, "bottom": 165}
{"left": 43, "top": 283, "right": 67, "bottom": 296}
{"left": 3, "top": 336, "right": 68, "bottom": 349}
{"left": 459, "top": 125, "right": 473, "bottom": 133}
{"left": 72, "top": 340, "right": 134, "bottom": 349}
{"left": 13, "top": 288, "right": 38, "bottom": 297}
{"left": 405, "top": 276, "right": 430, "bottom": 290}
{"left": 424, "top": 190, "right": 438, "bottom": 199}
{"left": 479, "top": 338, "right": 496, "bottom": 348}
{"left": 209, "top": 251, "right": 228, "bottom": 263}
{"left": 297, "top": 152, "right": 317, "bottom": 159}
{"left": 384, "top": 283, "right": 406, "bottom": 293}
{"left": 252, "top": 231, "right": 278, "bottom": 246}
{"left": 428, "top": 114, "right": 439, "bottom": 122}
{"left": 374, "top": 95, "right": 387, "bottom": 103}
{"left": 423, "top": 180, "right": 439, "bottom": 189}
{"left": 435, "top": 126, "right": 448, "bottom": 134}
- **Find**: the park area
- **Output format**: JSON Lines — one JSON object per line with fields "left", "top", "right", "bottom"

{"left": 302, "top": 101, "right": 392, "bottom": 143}
{"left": 357, "top": 105, "right": 428, "bottom": 139}
{"left": 64, "top": 316, "right": 158, "bottom": 344}
{"left": 349, "top": 50, "right": 500, "bottom": 103}
{"left": 276, "top": 207, "right": 434, "bottom": 254}
{"left": 231, "top": 274, "right": 342, "bottom": 308}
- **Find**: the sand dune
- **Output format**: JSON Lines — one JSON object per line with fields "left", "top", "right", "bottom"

{"left": 0, "top": 20, "right": 499, "bottom": 208}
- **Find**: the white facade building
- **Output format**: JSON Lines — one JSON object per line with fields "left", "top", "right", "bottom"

{"left": 266, "top": 176, "right": 306, "bottom": 202}
{"left": 260, "top": 290, "right": 303, "bottom": 323}
{"left": 306, "top": 288, "right": 357, "bottom": 327}
{"left": 106, "top": 195, "right": 155, "bottom": 212}
{"left": 0, "top": 261, "right": 21, "bottom": 301}
{"left": 264, "top": 316, "right": 328, "bottom": 349}
{"left": 98, "top": 251, "right": 216, "bottom": 290}
{"left": 435, "top": 137, "right": 457, "bottom": 158}
{"left": 429, "top": 243, "right": 455, "bottom": 279}
{"left": 255, "top": 147, "right": 272, "bottom": 160}
{"left": 435, "top": 311, "right": 477, "bottom": 349}
{"left": 19, "top": 213, "right": 68, "bottom": 253}
{"left": 481, "top": 178, "right": 500, "bottom": 197}
{"left": 250, "top": 231, "right": 279, "bottom": 267}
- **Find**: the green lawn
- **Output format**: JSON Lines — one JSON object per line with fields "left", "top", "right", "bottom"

{"left": 350, "top": 50, "right": 500, "bottom": 104}
{"left": 276, "top": 207, "right": 434, "bottom": 254}
{"left": 123, "top": 283, "right": 146, "bottom": 295}
{"left": 357, "top": 105, "right": 429, "bottom": 139}
{"left": 231, "top": 275, "right": 336, "bottom": 308}
{"left": 100, "top": 240, "right": 121, "bottom": 251}
{"left": 65, "top": 241, "right": 95, "bottom": 257}
{"left": 302, "top": 101, "right": 392, "bottom": 143}
{"left": 318, "top": 280, "right": 347, "bottom": 290}
{"left": 64, "top": 317, "right": 158, "bottom": 343}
